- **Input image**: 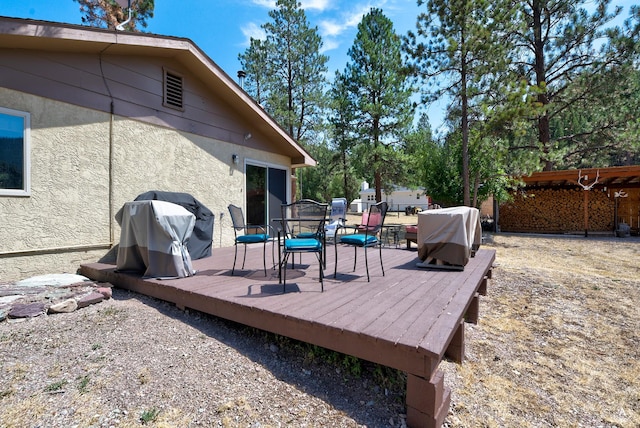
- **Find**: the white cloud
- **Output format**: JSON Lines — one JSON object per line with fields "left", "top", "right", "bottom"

{"left": 301, "top": 0, "right": 331, "bottom": 11}
{"left": 319, "top": 20, "right": 343, "bottom": 37}
{"left": 241, "top": 22, "right": 267, "bottom": 45}
{"left": 252, "top": 0, "right": 331, "bottom": 11}
{"left": 251, "top": 0, "right": 275, "bottom": 7}
{"left": 317, "top": 3, "right": 372, "bottom": 39}
{"left": 320, "top": 38, "right": 339, "bottom": 53}
{"left": 316, "top": 2, "right": 388, "bottom": 55}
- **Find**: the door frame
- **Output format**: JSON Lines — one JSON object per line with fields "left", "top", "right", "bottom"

{"left": 244, "top": 159, "right": 290, "bottom": 228}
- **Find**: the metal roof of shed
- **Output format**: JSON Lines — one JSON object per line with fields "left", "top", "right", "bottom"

{"left": 521, "top": 166, "right": 640, "bottom": 189}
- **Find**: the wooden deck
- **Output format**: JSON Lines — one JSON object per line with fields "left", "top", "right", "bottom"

{"left": 80, "top": 242, "right": 495, "bottom": 428}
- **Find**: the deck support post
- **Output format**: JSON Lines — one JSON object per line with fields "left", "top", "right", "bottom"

{"left": 478, "top": 275, "right": 489, "bottom": 295}
{"left": 406, "top": 370, "right": 451, "bottom": 428}
{"left": 444, "top": 321, "right": 465, "bottom": 363}
{"left": 465, "top": 293, "right": 480, "bottom": 324}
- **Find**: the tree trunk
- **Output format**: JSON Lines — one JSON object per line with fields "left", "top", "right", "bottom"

{"left": 373, "top": 117, "right": 382, "bottom": 203}
{"left": 375, "top": 170, "right": 382, "bottom": 204}
{"left": 342, "top": 151, "right": 349, "bottom": 201}
{"left": 472, "top": 170, "right": 481, "bottom": 208}
{"left": 533, "top": 0, "right": 553, "bottom": 171}
{"left": 461, "top": 26, "right": 471, "bottom": 207}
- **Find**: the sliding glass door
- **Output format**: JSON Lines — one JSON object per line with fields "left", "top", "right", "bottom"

{"left": 246, "top": 163, "right": 288, "bottom": 230}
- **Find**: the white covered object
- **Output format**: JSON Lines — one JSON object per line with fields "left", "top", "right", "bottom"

{"left": 325, "top": 198, "right": 347, "bottom": 242}
{"left": 417, "top": 206, "right": 482, "bottom": 267}
{"left": 115, "top": 200, "right": 196, "bottom": 278}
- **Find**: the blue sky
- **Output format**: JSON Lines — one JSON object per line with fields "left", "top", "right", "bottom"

{"left": 2, "top": 0, "right": 636, "bottom": 131}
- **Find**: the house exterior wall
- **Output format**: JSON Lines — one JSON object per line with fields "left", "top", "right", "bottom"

{"left": 109, "top": 116, "right": 289, "bottom": 247}
{"left": 0, "top": 48, "right": 278, "bottom": 156}
{"left": 359, "top": 187, "right": 428, "bottom": 212}
{"left": 0, "top": 88, "right": 111, "bottom": 281}
{"left": 0, "top": 89, "right": 289, "bottom": 282}
{"left": 0, "top": 25, "right": 308, "bottom": 282}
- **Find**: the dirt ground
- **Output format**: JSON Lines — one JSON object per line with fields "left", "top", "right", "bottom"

{"left": 1, "top": 224, "right": 638, "bottom": 427}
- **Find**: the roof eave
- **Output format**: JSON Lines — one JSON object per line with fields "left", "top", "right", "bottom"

{"left": 0, "top": 16, "right": 316, "bottom": 167}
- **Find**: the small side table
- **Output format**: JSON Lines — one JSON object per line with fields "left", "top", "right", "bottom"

{"left": 382, "top": 224, "right": 402, "bottom": 248}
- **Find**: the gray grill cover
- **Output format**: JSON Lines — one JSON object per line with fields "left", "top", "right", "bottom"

{"left": 115, "top": 200, "right": 196, "bottom": 278}
{"left": 134, "top": 190, "right": 213, "bottom": 260}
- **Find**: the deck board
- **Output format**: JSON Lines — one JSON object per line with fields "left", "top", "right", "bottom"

{"left": 361, "top": 271, "right": 452, "bottom": 342}
{"left": 419, "top": 251, "right": 494, "bottom": 355}
{"left": 81, "top": 241, "right": 494, "bottom": 428}
{"left": 397, "top": 263, "right": 482, "bottom": 348}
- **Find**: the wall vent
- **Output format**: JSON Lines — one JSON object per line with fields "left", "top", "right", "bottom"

{"left": 163, "top": 69, "right": 184, "bottom": 110}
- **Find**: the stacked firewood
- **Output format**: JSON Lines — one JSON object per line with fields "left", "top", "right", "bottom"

{"left": 499, "top": 188, "right": 614, "bottom": 233}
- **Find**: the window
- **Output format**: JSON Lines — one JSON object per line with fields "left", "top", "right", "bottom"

{"left": 163, "top": 68, "right": 184, "bottom": 110}
{"left": 0, "top": 107, "right": 30, "bottom": 196}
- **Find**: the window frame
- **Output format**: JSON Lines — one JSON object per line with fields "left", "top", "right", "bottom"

{"left": 0, "top": 106, "right": 31, "bottom": 197}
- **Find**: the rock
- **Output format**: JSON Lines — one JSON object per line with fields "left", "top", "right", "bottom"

{"left": 0, "top": 276, "right": 110, "bottom": 323}
{"left": 0, "top": 284, "right": 47, "bottom": 297}
{"left": 97, "top": 287, "right": 112, "bottom": 299}
{"left": 76, "top": 292, "right": 104, "bottom": 309}
{"left": 9, "top": 302, "right": 46, "bottom": 318}
{"left": 0, "top": 295, "right": 26, "bottom": 304}
{"left": 48, "top": 299, "right": 78, "bottom": 314}
{"left": 14, "top": 273, "right": 92, "bottom": 288}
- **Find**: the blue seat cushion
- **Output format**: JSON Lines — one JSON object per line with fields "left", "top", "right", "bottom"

{"left": 285, "top": 238, "right": 322, "bottom": 251}
{"left": 296, "top": 232, "right": 318, "bottom": 239}
{"left": 237, "top": 234, "right": 268, "bottom": 244}
{"left": 340, "top": 234, "right": 377, "bottom": 246}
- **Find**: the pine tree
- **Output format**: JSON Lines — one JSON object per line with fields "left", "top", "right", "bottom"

{"left": 74, "top": 0, "right": 154, "bottom": 31}
{"left": 517, "top": 0, "right": 623, "bottom": 170}
{"left": 237, "top": 0, "right": 329, "bottom": 199}
{"left": 239, "top": 0, "right": 328, "bottom": 144}
{"left": 404, "top": 0, "right": 520, "bottom": 206}
{"left": 238, "top": 39, "right": 268, "bottom": 105}
{"left": 342, "top": 8, "right": 414, "bottom": 203}
{"left": 328, "top": 71, "right": 358, "bottom": 201}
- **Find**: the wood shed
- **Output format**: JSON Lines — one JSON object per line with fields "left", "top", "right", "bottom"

{"left": 498, "top": 166, "right": 640, "bottom": 236}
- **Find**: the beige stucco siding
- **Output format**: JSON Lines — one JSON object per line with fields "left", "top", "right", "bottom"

{"left": 0, "top": 89, "right": 111, "bottom": 280}
{"left": 109, "top": 117, "right": 289, "bottom": 248}
{"left": 1, "top": 90, "right": 290, "bottom": 282}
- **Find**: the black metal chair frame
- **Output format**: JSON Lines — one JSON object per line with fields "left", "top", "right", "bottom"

{"left": 334, "top": 201, "right": 388, "bottom": 282}
{"left": 278, "top": 199, "right": 328, "bottom": 292}
{"left": 228, "top": 204, "right": 274, "bottom": 276}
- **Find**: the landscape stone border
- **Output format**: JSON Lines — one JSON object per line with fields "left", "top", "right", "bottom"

{"left": 0, "top": 273, "right": 112, "bottom": 322}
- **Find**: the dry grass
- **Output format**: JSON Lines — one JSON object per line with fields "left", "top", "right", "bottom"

{"left": 367, "top": 211, "right": 639, "bottom": 426}
{"left": 443, "top": 233, "right": 640, "bottom": 427}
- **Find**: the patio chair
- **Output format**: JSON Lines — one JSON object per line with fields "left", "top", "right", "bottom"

{"left": 334, "top": 201, "right": 388, "bottom": 282}
{"left": 279, "top": 199, "right": 328, "bottom": 292}
{"left": 325, "top": 197, "right": 348, "bottom": 244}
{"left": 228, "top": 204, "right": 274, "bottom": 276}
